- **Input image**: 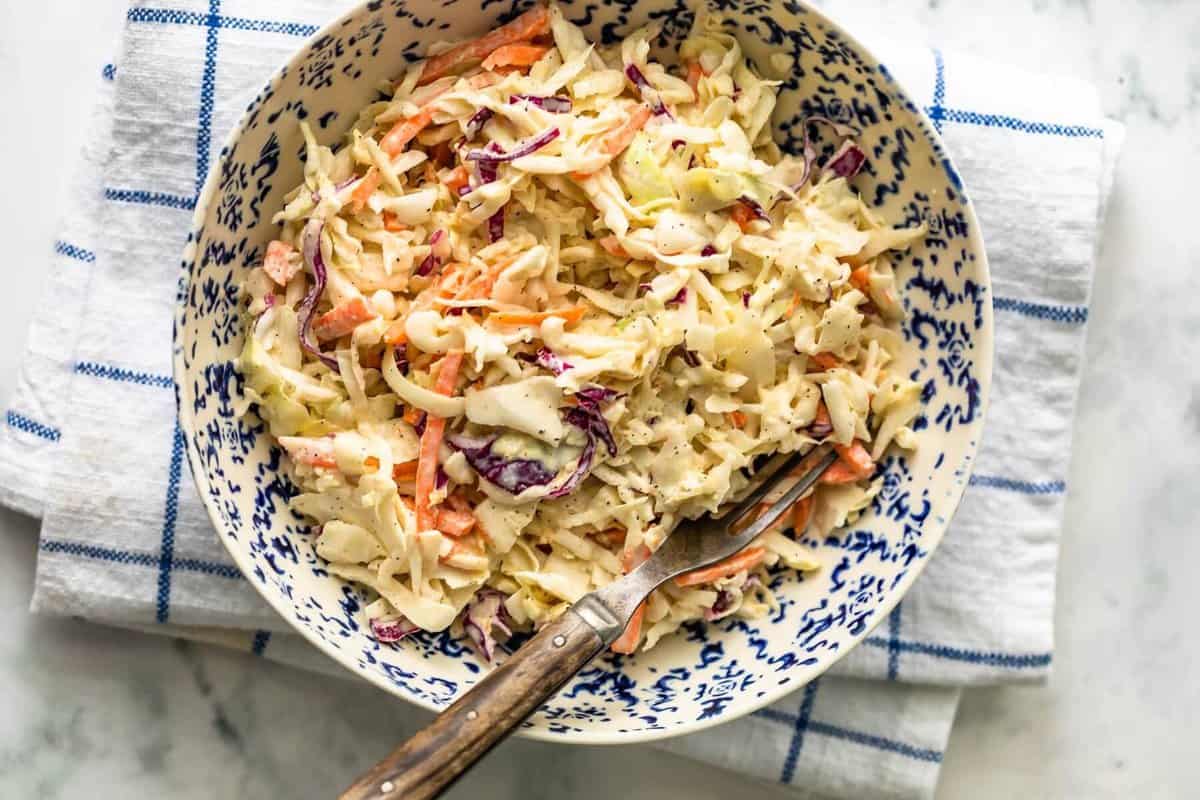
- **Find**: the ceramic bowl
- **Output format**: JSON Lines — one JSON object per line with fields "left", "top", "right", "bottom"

{"left": 175, "top": 0, "right": 991, "bottom": 743}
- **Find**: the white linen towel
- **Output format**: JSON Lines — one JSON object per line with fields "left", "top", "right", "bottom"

{"left": 0, "top": 1, "right": 1122, "bottom": 797}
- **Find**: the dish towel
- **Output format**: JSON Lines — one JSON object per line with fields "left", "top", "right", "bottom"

{"left": 0, "top": 1, "right": 1122, "bottom": 798}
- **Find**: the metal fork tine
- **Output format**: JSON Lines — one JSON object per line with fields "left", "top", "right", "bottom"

{"left": 734, "top": 445, "right": 839, "bottom": 541}
{"left": 716, "top": 445, "right": 829, "bottom": 527}
{"left": 588, "top": 442, "right": 841, "bottom": 629}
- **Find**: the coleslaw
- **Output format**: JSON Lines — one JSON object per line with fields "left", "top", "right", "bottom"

{"left": 238, "top": 4, "right": 927, "bottom": 657}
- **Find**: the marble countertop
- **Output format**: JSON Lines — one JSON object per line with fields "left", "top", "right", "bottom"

{"left": 2, "top": 0, "right": 1197, "bottom": 797}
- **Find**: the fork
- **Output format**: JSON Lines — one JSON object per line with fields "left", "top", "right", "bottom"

{"left": 340, "top": 442, "right": 839, "bottom": 800}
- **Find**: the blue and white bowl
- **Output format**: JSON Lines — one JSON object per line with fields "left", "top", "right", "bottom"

{"left": 175, "top": 0, "right": 991, "bottom": 743}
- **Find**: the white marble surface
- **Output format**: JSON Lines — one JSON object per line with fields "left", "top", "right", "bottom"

{"left": 2, "top": 0, "right": 1198, "bottom": 797}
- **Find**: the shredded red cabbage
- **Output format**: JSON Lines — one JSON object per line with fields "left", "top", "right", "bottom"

{"left": 566, "top": 393, "right": 618, "bottom": 456}
{"left": 825, "top": 139, "right": 866, "bottom": 178}
{"left": 742, "top": 291, "right": 751, "bottom": 308}
{"left": 466, "top": 127, "right": 560, "bottom": 163}
{"left": 464, "top": 107, "right": 494, "bottom": 140}
{"left": 705, "top": 589, "right": 736, "bottom": 621}
{"left": 624, "top": 63, "right": 670, "bottom": 117}
{"left": 546, "top": 387, "right": 622, "bottom": 498}
{"left": 470, "top": 149, "right": 505, "bottom": 242}
{"left": 462, "top": 588, "right": 514, "bottom": 662}
{"left": 296, "top": 219, "right": 339, "bottom": 370}
{"left": 510, "top": 94, "right": 572, "bottom": 113}
{"left": 671, "top": 139, "right": 685, "bottom": 150}
{"left": 704, "top": 575, "right": 761, "bottom": 621}
{"left": 667, "top": 287, "right": 688, "bottom": 305}
{"left": 790, "top": 115, "right": 861, "bottom": 191}
{"left": 517, "top": 347, "right": 574, "bottom": 375}
{"left": 446, "top": 432, "right": 558, "bottom": 494}
{"left": 701, "top": 244, "right": 717, "bottom": 257}
{"left": 487, "top": 207, "right": 505, "bottom": 242}
{"left": 371, "top": 616, "right": 419, "bottom": 643}
{"left": 415, "top": 228, "right": 448, "bottom": 277}
{"left": 436, "top": 466, "right": 450, "bottom": 490}
{"left": 547, "top": 431, "right": 596, "bottom": 499}
{"left": 574, "top": 385, "right": 623, "bottom": 410}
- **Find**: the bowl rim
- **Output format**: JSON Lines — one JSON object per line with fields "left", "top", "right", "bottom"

{"left": 174, "top": 0, "right": 993, "bottom": 745}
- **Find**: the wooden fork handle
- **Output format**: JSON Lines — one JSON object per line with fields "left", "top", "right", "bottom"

{"left": 339, "top": 608, "right": 605, "bottom": 800}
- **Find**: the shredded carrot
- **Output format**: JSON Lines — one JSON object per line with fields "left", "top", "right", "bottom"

{"left": 385, "top": 320, "right": 408, "bottom": 347}
{"left": 349, "top": 168, "right": 381, "bottom": 213}
{"left": 363, "top": 456, "right": 381, "bottom": 472}
{"left": 750, "top": 502, "right": 791, "bottom": 535}
{"left": 382, "top": 104, "right": 441, "bottom": 157}
{"left": 602, "top": 104, "right": 653, "bottom": 156}
{"left": 730, "top": 201, "right": 757, "bottom": 233}
{"left": 685, "top": 60, "right": 704, "bottom": 98}
{"left": 481, "top": 43, "right": 550, "bottom": 71}
{"left": 436, "top": 507, "right": 476, "bottom": 537}
{"left": 593, "top": 527, "right": 626, "bottom": 548}
{"left": 392, "top": 459, "right": 420, "bottom": 481}
{"left": 810, "top": 351, "right": 840, "bottom": 371}
{"left": 382, "top": 211, "right": 409, "bottom": 233}
{"left": 622, "top": 544, "right": 651, "bottom": 573}
{"left": 446, "top": 493, "right": 472, "bottom": 514}
{"left": 675, "top": 546, "right": 767, "bottom": 588}
{"left": 489, "top": 305, "right": 587, "bottom": 327}
{"left": 819, "top": 461, "right": 861, "bottom": 484}
{"left": 836, "top": 440, "right": 874, "bottom": 474}
{"left": 597, "top": 235, "right": 628, "bottom": 258}
{"left": 813, "top": 402, "right": 831, "bottom": 431}
{"left": 467, "top": 71, "right": 502, "bottom": 90}
{"left": 610, "top": 604, "right": 646, "bottom": 655}
{"left": 821, "top": 440, "right": 875, "bottom": 484}
{"left": 612, "top": 544, "right": 651, "bottom": 654}
{"left": 312, "top": 297, "right": 377, "bottom": 342}
{"left": 785, "top": 289, "right": 800, "bottom": 319}
{"left": 444, "top": 165, "right": 471, "bottom": 194}
{"left": 727, "top": 410, "right": 747, "bottom": 429}
{"left": 792, "top": 494, "right": 814, "bottom": 533}
{"left": 262, "top": 240, "right": 298, "bottom": 286}
{"left": 418, "top": 5, "right": 552, "bottom": 86}
{"left": 415, "top": 350, "right": 464, "bottom": 532}
{"left": 571, "top": 104, "right": 653, "bottom": 179}
{"left": 402, "top": 405, "right": 424, "bottom": 427}
{"left": 849, "top": 264, "right": 871, "bottom": 292}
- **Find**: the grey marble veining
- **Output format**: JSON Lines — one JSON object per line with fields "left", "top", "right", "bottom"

{"left": 2, "top": 0, "right": 1198, "bottom": 798}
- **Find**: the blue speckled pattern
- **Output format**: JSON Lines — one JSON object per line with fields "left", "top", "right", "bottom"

{"left": 175, "top": 0, "right": 991, "bottom": 742}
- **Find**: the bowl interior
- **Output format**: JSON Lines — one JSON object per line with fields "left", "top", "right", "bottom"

{"left": 176, "top": 0, "right": 990, "bottom": 742}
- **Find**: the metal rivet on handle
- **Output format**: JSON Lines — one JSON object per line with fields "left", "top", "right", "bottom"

{"left": 380, "top": 781, "right": 395, "bottom": 794}
{"left": 552, "top": 634, "right": 566, "bottom": 648}
{"left": 466, "top": 710, "right": 479, "bottom": 721}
